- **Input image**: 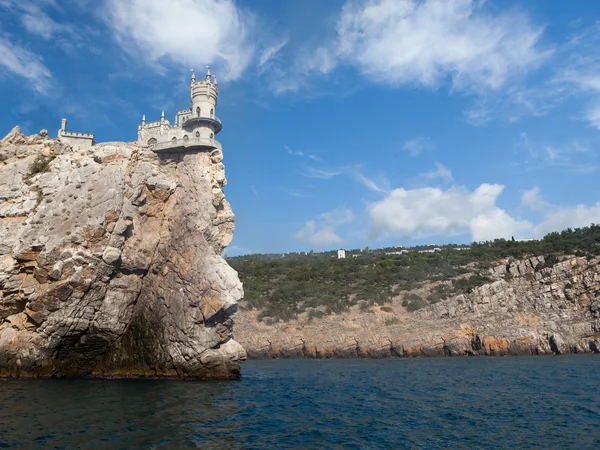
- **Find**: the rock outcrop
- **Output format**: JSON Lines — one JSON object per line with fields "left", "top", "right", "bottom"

{"left": 0, "top": 127, "right": 245, "bottom": 378}
{"left": 235, "top": 255, "right": 600, "bottom": 359}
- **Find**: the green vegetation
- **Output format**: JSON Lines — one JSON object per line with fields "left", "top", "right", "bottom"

{"left": 28, "top": 154, "right": 54, "bottom": 175}
{"left": 228, "top": 225, "right": 600, "bottom": 323}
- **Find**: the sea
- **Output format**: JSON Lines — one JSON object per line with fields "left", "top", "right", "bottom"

{"left": 1, "top": 356, "right": 599, "bottom": 449}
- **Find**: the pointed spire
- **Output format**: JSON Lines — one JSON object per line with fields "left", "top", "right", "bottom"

{"left": 205, "top": 65, "right": 211, "bottom": 80}
{"left": 213, "top": 75, "right": 217, "bottom": 85}
{"left": 161, "top": 110, "right": 165, "bottom": 120}
{"left": 191, "top": 68, "right": 196, "bottom": 83}
{"left": 142, "top": 114, "right": 146, "bottom": 123}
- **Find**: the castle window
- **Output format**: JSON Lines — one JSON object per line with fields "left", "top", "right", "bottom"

{"left": 210, "top": 132, "right": 214, "bottom": 139}
{"left": 183, "top": 135, "right": 189, "bottom": 141}
{"left": 195, "top": 131, "right": 200, "bottom": 137}
{"left": 148, "top": 138, "right": 157, "bottom": 146}
{"left": 210, "top": 108, "right": 214, "bottom": 117}
{"left": 196, "top": 107, "right": 200, "bottom": 117}
{"left": 172, "top": 137, "right": 177, "bottom": 142}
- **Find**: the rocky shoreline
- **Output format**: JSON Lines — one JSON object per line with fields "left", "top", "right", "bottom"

{"left": 236, "top": 255, "right": 600, "bottom": 360}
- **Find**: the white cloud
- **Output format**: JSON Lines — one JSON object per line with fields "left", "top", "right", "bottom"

{"left": 552, "top": 23, "right": 600, "bottom": 128}
{"left": 302, "top": 166, "right": 341, "bottom": 179}
{"left": 2, "top": 0, "right": 79, "bottom": 41}
{"left": 293, "top": 208, "right": 354, "bottom": 248}
{"left": 302, "top": 164, "right": 389, "bottom": 193}
{"left": 419, "top": 162, "right": 453, "bottom": 183}
{"left": 350, "top": 167, "right": 390, "bottom": 193}
{"left": 0, "top": 35, "right": 54, "bottom": 94}
{"left": 258, "top": 38, "right": 288, "bottom": 72}
{"left": 368, "top": 184, "right": 532, "bottom": 242}
{"left": 293, "top": 222, "right": 343, "bottom": 248}
{"left": 516, "top": 131, "right": 595, "bottom": 169}
{"left": 104, "top": 0, "right": 255, "bottom": 80}
{"left": 402, "top": 136, "right": 434, "bottom": 156}
{"left": 534, "top": 202, "right": 600, "bottom": 236}
{"left": 521, "top": 186, "right": 546, "bottom": 212}
{"left": 285, "top": 145, "right": 321, "bottom": 161}
{"left": 334, "top": 0, "right": 549, "bottom": 92}
{"left": 285, "top": 145, "right": 304, "bottom": 157}
{"left": 318, "top": 208, "right": 355, "bottom": 225}
{"left": 225, "top": 245, "right": 263, "bottom": 256}
{"left": 21, "top": 9, "right": 62, "bottom": 39}
{"left": 368, "top": 183, "right": 600, "bottom": 243}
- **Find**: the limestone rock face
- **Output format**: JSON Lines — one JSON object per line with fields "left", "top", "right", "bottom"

{"left": 0, "top": 127, "right": 245, "bottom": 379}
{"left": 236, "top": 255, "right": 600, "bottom": 359}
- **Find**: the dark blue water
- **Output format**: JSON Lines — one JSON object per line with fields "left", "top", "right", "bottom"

{"left": 1, "top": 356, "right": 600, "bottom": 449}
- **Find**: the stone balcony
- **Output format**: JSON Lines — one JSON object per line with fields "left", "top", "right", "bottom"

{"left": 152, "top": 137, "right": 221, "bottom": 152}
{"left": 182, "top": 115, "right": 222, "bottom": 134}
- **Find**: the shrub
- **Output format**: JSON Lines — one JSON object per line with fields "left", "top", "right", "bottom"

{"left": 28, "top": 154, "right": 54, "bottom": 175}
{"left": 406, "top": 298, "right": 425, "bottom": 312}
{"left": 308, "top": 310, "right": 325, "bottom": 320}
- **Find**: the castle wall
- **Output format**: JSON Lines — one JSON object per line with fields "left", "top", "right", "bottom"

{"left": 58, "top": 133, "right": 95, "bottom": 150}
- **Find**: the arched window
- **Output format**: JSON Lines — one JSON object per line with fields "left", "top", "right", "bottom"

{"left": 210, "top": 108, "right": 214, "bottom": 118}
{"left": 210, "top": 132, "right": 214, "bottom": 139}
{"left": 195, "top": 131, "right": 200, "bottom": 137}
{"left": 196, "top": 107, "right": 200, "bottom": 117}
{"left": 172, "top": 137, "right": 177, "bottom": 142}
{"left": 148, "top": 138, "right": 157, "bottom": 146}
{"left": 183, "top": 135, "right": 189, "bottom": 141}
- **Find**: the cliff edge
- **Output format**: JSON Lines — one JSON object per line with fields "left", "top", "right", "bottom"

{"left": 0, "top": 127, "right": 246, "bottom": 379}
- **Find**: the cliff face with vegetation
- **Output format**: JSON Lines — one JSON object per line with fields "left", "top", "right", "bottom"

{"left": 0, "top": 127, "right": 245, "bottom": 379}
{"left": 230, "top": 228, "right": 600, "bottom": 358}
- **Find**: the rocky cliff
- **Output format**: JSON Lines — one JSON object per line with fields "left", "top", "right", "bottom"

{"left": 0, "top": 127, "right": 245, "bottom": 378}
{"left": 236, "top": 255, "right": 600, "bottom": 358}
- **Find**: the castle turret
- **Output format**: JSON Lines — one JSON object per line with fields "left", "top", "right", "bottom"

{"left": 186, "top": 66, "right": 221, "bottom": 140}
{"left": 137, "top": 68, "right": 222, "bottom": 152}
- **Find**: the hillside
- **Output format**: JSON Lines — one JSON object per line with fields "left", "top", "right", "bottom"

{"left": 229, "top": 226, "right": 600, "bottom": 358}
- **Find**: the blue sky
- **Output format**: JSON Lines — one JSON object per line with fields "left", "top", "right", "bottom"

{"left": 2, "top": 0, "right": 600, "bottom": 255}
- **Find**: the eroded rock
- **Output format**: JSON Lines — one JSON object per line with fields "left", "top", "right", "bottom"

{"left": 0, "top": 128, "right": 245, "bottom": 379}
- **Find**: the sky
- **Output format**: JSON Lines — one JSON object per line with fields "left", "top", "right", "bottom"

{"left": 1, "top": 0, "right": 600, "bottom": 256}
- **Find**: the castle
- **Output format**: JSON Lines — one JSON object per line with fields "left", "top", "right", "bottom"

{"left": 57, "top": 67, "right": 222, "bottom": 152}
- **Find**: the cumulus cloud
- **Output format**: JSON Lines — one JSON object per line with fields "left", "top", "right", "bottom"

{"left": 299, "top": 0, "right": 546, "bottom": 93}
{"left": 0, "top": 36, "right": 54, "bottom": 94}
{"left": 336, "top": 0, "right": 549, "bottom": 91}
{"left": 368, "top": 184, "right": 532, "bottom": 242}
{"left": 533, "top": 202, "right": 600, "bottom": 237}
{"left": 368, "top": 183, "right": 600, "bottom": 243}
{"left": 293, "top": 208, "right": 354, "bottom": 248}
{"left": 104, "top": 0, "right": 255, "bottom": 80}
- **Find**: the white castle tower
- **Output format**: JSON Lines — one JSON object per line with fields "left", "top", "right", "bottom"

{"left": 137, "top": 67, "right": 222, "bottom": 152}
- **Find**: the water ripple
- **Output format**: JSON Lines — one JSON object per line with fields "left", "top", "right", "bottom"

{"left": 1, "top": 356, "right": 600, "bottom": 448}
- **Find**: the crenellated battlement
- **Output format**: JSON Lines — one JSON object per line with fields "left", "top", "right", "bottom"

{"left": 60, "top": 130, "right": 95, "bottom": 139}
{"left": 57, "top": 118, "right": 95, "bottom": 149}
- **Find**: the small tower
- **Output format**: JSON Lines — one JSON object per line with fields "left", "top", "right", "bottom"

{"left": 187, "top": 66, "right": 221, "bottom": 140}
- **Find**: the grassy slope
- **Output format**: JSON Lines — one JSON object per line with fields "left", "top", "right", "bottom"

{"left": 228, "top": 225, "right": 600, "bottom": 323}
